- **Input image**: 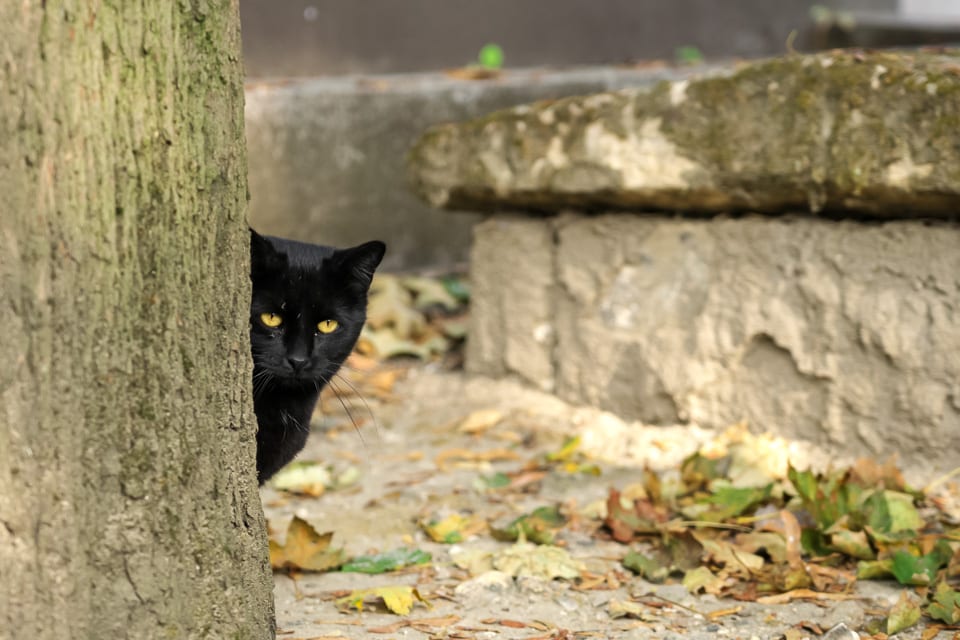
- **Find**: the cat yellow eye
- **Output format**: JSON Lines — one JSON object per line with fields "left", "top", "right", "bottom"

{"left": 317, "top": 319, "right": 339, "bottom": 334}
{"left": 260, "top": 312, "right": 283, "bottom": 328}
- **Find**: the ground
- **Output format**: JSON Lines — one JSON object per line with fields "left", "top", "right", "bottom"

{"left": 262, "top": 361, "right": 954, "bottom": 640}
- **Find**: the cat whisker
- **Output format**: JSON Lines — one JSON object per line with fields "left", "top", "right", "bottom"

{"left": 333, "top": 371, "right": 380, "bottom": 439}
{"left": 323, "top": 375, "right": 366, "bottom": 448}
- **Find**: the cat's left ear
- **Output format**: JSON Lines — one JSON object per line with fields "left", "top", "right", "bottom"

{"left": 335, "top": 241, "right": 386, "bottom": 290}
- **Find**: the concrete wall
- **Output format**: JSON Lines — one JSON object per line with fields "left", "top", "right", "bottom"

{"left": 245, "top": 66, "right": 716, "bottom": 270}
{"left": 467, "top": 214, "right": 960, "bottom": 472}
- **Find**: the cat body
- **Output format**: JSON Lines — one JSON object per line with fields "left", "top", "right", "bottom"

{"left": 250, "top": 230, "right": 385, "bottom": 483}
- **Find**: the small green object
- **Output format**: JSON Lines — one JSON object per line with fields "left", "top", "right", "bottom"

{"left": 340, "top": 547, "right": 432, "bottom": 574}
{"left": 890, "top": 549, "right": 940, "bottom": 586}
{"left": 441, "top": 276, "right": 470, "bottom": 303}
{"left": 622, "top": 551, "right": 670, "bottom": 583}
{"left": 492, "top": 505, "right": 565, "bottom": 545}
{"left": 478, "top": 43, "right": 504, "bottom": 70}
{"left": 675, "top": 45, "right": 703, "bottom": 65}
{"left": 856, "top": 558, "right": 893, "bottom": 580}
{"left": 478, "top": 472, "right": 511, "bottom": 489}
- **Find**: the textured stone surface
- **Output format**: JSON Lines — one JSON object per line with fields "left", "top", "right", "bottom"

{"left": 410, "top": 50, "right": 960, "bottom": 217}
{"left": 467, "top": 214, "right": 960, "bottom": 471}
{"left": 245, "top": 65, "right": 714, "bottom": 270}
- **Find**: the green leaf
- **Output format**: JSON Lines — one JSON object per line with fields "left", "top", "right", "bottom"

{"left": 864, "top": 490, "right": 923, "bottom": 534}
{"left": 927, "top": 581, "right": 960, "bottom": 624}
{"left": 799, "top": 528, "right": 832, "bottom": 558}
{"left": 886, "top": 591, "right": 922, "bottom": 635}
{"left": 442, "top": 276, "right": 470, "bottom": 303}
{"left": 890, "top": 549, "right": 937, "bottom": 585}
{"left": 477, "top": 471, "right": 511, "bottom": 490}
{"left": 788, "top": 466, "right": 861, "bottom": 530}
{"left": 478, "top": 43, "right": 504, "bottom": 70}
{"left": 856, "top": 558, "right": 893, "bottom": 580}
{"left": 699, "top": 484, "right": 772, "bottom": 522}
{"left": 674, "top": 45, "right": 704, "bottom": 65}
{"left": 340, "top": 547, "right": 432, "bottom": 574}
{"left": 828, "top": 528, "right": 875, "bottom": 560}
{"left": 622, "top": 550, "right": 670, "bottom": 583}
{"left": 491, "top": 505, "right": 566, "bottom": 545}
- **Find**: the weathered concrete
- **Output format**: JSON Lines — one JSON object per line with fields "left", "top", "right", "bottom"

{"left": 410, "top": 50, "right": 960, "bottom": 218}
{"left": 467, "top": 214, "right": 960, "bottom": 471}
{"left": 244, "top": 66, "right": 719, "bottom": 270}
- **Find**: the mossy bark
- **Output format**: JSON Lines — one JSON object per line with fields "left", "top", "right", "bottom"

{"left": 0, "top": 2, "right": 274, "bottom": 638}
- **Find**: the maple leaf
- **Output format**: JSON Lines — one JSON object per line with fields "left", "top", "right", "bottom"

{"left": 269, "top": 516, "right": 346, "bottom": 572}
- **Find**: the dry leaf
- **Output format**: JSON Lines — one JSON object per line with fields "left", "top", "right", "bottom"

{"left": 756, "top": 589, "right": 866, "bottom": 605}
{"left": 435, "top": 447, "right": 521, "bottom": 471}
{"left": 335, "top": 585, "right": 429, "bottom": 615}
{"left": 421, "top": 513, "right": 487, "bottom": 543}
{"left": 269, "top": 516, "right": 345, "bottom": 572}
{"left": 456, "top": 409, "right": 504, "bottom": 435}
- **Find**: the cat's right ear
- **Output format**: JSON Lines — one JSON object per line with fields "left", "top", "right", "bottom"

{"left": 250, "top": 228, "right": 280, "bottom": 277}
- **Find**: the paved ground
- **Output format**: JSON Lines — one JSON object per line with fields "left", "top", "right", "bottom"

{"left": 262, "top": 363, "right": 947, "bottom": 640}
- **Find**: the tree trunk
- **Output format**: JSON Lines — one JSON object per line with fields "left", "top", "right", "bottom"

{"left": 0, "top": 2, "right": 274, "bottom": 638}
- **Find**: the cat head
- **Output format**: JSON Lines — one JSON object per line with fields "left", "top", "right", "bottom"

{"left": 249, "top": 229, "right": 385, "bottom": 387}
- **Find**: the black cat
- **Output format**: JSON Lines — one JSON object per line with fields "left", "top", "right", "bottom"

{"left": 250, "top": 229, "right": 385, "bottom": 483}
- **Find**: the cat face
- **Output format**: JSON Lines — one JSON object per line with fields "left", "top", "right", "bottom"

{"left": 249, "top": 230, "right": 385, "bottom": 388}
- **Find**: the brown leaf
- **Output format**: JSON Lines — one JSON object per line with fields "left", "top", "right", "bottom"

{"left": 444, "top": 66, "right": 502, "bottom": 80}
{"left": 779, "top": 509, "right": 805, "bottom": 570}
{"left": 435, "top": 447, "right": 521, "bottom": 470}
{"left": 756, "top": 589, "right": 866, "bottom": 605}
{"left": 707, "top": 606, "right": 744, "bottom": 619}
{"left": 269, "top": 516, "right": 345, "bottom": 572}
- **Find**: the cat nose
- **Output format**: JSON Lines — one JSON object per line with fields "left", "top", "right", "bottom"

{"left": 287, "top": 356, "right": 309, "bottom": 372}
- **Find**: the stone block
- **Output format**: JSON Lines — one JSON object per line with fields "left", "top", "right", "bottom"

{"left": 410, "top": 50, "right": 960, "bottom": 218}
{"left": 467, "top": 214, "right": 960, "bottom": 470}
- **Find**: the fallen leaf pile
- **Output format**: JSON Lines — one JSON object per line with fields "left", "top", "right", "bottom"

{"left": 265, "top": 357, "right": 960, "bottom": 638}
{"left": 357, "top": 273, "right": 468, "bottom": 361}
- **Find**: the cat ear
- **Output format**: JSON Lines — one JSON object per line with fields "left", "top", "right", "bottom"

{"left": 335, "top": 241, "right": 386, "bottom": 290}
{"left": 250, "top": 228, "right": 283, "bottom": 276}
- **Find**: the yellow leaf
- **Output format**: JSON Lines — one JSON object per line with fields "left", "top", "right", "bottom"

{"left": 366, "top": 275, "right": 426, "bottom": 337}
{"left": 682, "top": 566, "right": 725, "bottom": 595}
{"left": 335, "top": 585, "right": 429, "bottom": 615}
{"left": 421, "top": 513, "right": 487, "bottom": 543}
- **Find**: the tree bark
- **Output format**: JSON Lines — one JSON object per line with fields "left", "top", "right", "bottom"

{"left": 0, "top": 2, "right": 274, "bottom": 638}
